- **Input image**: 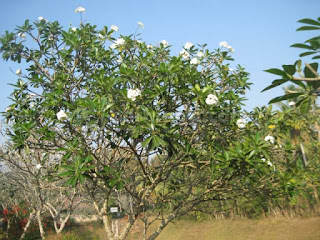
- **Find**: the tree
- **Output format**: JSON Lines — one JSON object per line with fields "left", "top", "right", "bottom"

{"left": 0, "top": 146, "right": 81, "bottom": 239}
{"left": 0, "top": 13, "right": 286, "bottom": 239}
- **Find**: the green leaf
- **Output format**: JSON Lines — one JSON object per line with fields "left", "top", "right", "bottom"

{"left": 304, "top": 62, "right": 318, "bottom": 78}
{"left": 282, "top": 65, "right": 296, "bottom": 75}
{"left": 269, "top": 93, "right": 303, "bottom": 104}
{"left": 299, "top": 51, "right": 316, "bottom": 57}
{"left": 264, "top": 68, "right": 286, "bottom": 76}
{"left": 58, "top": 171, "right": 75, "bottom": 177}
{"left": 142, "top": 136, "right": 152, "bottom": 148}
{"left": 295, "top": 60, "right": 302, "bottom": 71}
{"left": 290, "top": 43, "right": 314, "bottom": 50}
{"left": 299, "top": 98, "right": 311, "bottom": 114}
{"left": 261, "top": 79, "right": 288, "bottom": 92}
{"left": 298, "top": 18, "right": 320, "bottom": 26}
{"left": 297, "top": 26, "right": 320, "bottom": 31}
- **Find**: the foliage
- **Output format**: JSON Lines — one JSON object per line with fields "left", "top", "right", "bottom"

{"left": 263, "top": 17, "right": 320, "bottom": 113}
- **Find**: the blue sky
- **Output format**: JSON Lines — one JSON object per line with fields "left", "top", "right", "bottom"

{"left": 0, "top": 0, "right": 319, "bottom": 112}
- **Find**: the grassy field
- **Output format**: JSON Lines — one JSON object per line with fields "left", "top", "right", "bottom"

{"left": 45, "top": 216, "right": 320, "bottom": 240}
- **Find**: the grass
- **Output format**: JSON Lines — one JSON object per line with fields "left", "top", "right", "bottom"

{"left": 151, "top": 217, "right": 320, "bottom": 240}
{"left": 29, "top": 216, "right": 320, "bottom": 240}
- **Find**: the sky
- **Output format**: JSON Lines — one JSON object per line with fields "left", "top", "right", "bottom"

{"left": 0, "top": 0, "right": 319, "bottom": 113}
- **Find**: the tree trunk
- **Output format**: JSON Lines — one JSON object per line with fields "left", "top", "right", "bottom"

{"left": 20, "top": 210, "right": 35, "bottom": 239}
{"left": 147, "top": 213, "right": 176, "bottom": 240}
{"left": 300, "top": 143, "right": 307, "bottom": 167}
{"left": 36, "top": 210, "right": 45, "bottom": 240}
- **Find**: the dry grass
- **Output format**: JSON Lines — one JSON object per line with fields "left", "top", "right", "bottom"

{"left": 46, "top": 216, "right": 320, "bottom": 240}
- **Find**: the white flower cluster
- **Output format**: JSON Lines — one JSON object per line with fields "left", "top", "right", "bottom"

{"left": 264, "top": 135, "right": 275, "bottom": 144}
{"left": 288, "top": 101, "right": 295, "bottom": 106}
{"left": 36, "top": 164, "right": 42, "bottom": 169}
{"left": 127, "top": 89, "right": 141, "bottom": 101}
{"left": 75, "top": 6, "right": 86, "bottom": 13}
{"left": 16, "top": 69, "right": 22, "bottom": 75}
{"left": 219, "top": 41, "right": 234, "bottom": 53}
{"left": 56, "top": 110, "right": 68, "bottom": 121}
{"left": 71, "top": 27, "right": 77, "bottom": 32}
{"left": 138, "top": 21, "right": 144, "bottom": 28}
{"left": 197, "top": 51, "right": 205, "bottom": 58}
{"left": 160, "top": 40, "right": 169, "bottom": 47}
{"left": 236, "top": 118, "right": 246, "bottom": 129}
{"left": 111, "top": 25, "right": 119, "bottom": 32}
{"left": 179, "top": 49, "right": 190, "bottom": 60}
{"left": 110, "top": 38, "right": 125, "bottom": 49}
{"left": 205, "top": 94, "right": 218, "bottom": 105}
{"left": 38, "top": 16, "right": 47, "bottom": 22}
{"left": 190, "top": 58, "right": 200, "bottom": 65}
{"left": 261, "top": 158, "right": 273, "bottom": 167}
{"left": 17, "top": 32, "right": 26, "bottom": 39}
{"left": 98, "top": 33, "right": 105, "bottom": 39}
{"left": 184, "top": 42, "right": 193, "bottom": 50}
{"left": 116, "top": 57, "right": 123, "bottom": 64}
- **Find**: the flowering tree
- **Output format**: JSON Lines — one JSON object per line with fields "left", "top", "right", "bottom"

{"left": 0, "top": 8, "right": 286, "bottom": 239}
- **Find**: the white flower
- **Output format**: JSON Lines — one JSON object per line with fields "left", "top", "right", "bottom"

{"left": 197, "top": 51, "right": 205, "bottom": 58}
{"left": 115, "top": 38, "right": 125, "bottom": 45}
{"left": 219, "top": 41, "right": 234, "bottom": 52}
{"left": 236, "top": 118, "right": 246, "bottom": 129}
{"left": 71, "top": 27, "right": 77, "bottom": 32}
{"left": 116, "top": 57, "right": 123, "bottom": 64}
{"left": 179, "top": 49, "right": 190, "bottom": 60}
{"left": 36, "top": 164, "right": 42, "bottom": 169}
{"left": 56, "top": 110, "right": 68, "bottom": 121}
{"left": 160, "top": 40, "right": 169, "bottom": 47}
{"left": 184, "top": 42, "right": 193, "bottom": 50}
{"left": 288, "top": 101, "right": 295, "bottom": 106}
{"left": 147, "top": 44, "right": 153, "bottom": 50}
{"left": 138, "top": 21, "right": 144, "bottom": 28}
{"left": 75, "top": 6, "right": 86, "bottom": 13}
{"left": 111, "top": 25, "right": 119, "bottom": 32}
{"left": 261, "top": 158, "right": 266, "bottom": 162}
{"left": 228, "top": 46, "right": 235, "bottom": 53}
{"left": 38, "top": 16, "right": 45, "bottom": 21}
{"left": 219, "top": 41, "right": 229, "bottom": 48}
{"left": 267, "top": 160, "right": 273, "bottom": 167}
{"left": 127, "top": 89, "right": 141, "bottom": 101}
{"left": 15, "top": 69, "right": 22, "bottom": 75}
{"left": 190, "top": 58, "right": 200, "bottom": 65}
{"left": 18, "top": 33, "right": 26, "bottom": 39}
{"left": 205, "top": 94, "right": 218, "bottom": 105}
{"left": 264, "top": 135, "right": 275, "bottom": 144}
{"left": 110, "top": 38, "right": 125, "bottom": 49}
{"left": 27, "top": 93, "right": 37, "bottom": 99}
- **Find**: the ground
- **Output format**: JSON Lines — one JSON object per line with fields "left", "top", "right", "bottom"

{"left": 45, "top": 216, "right": 320, "bottom": 240}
